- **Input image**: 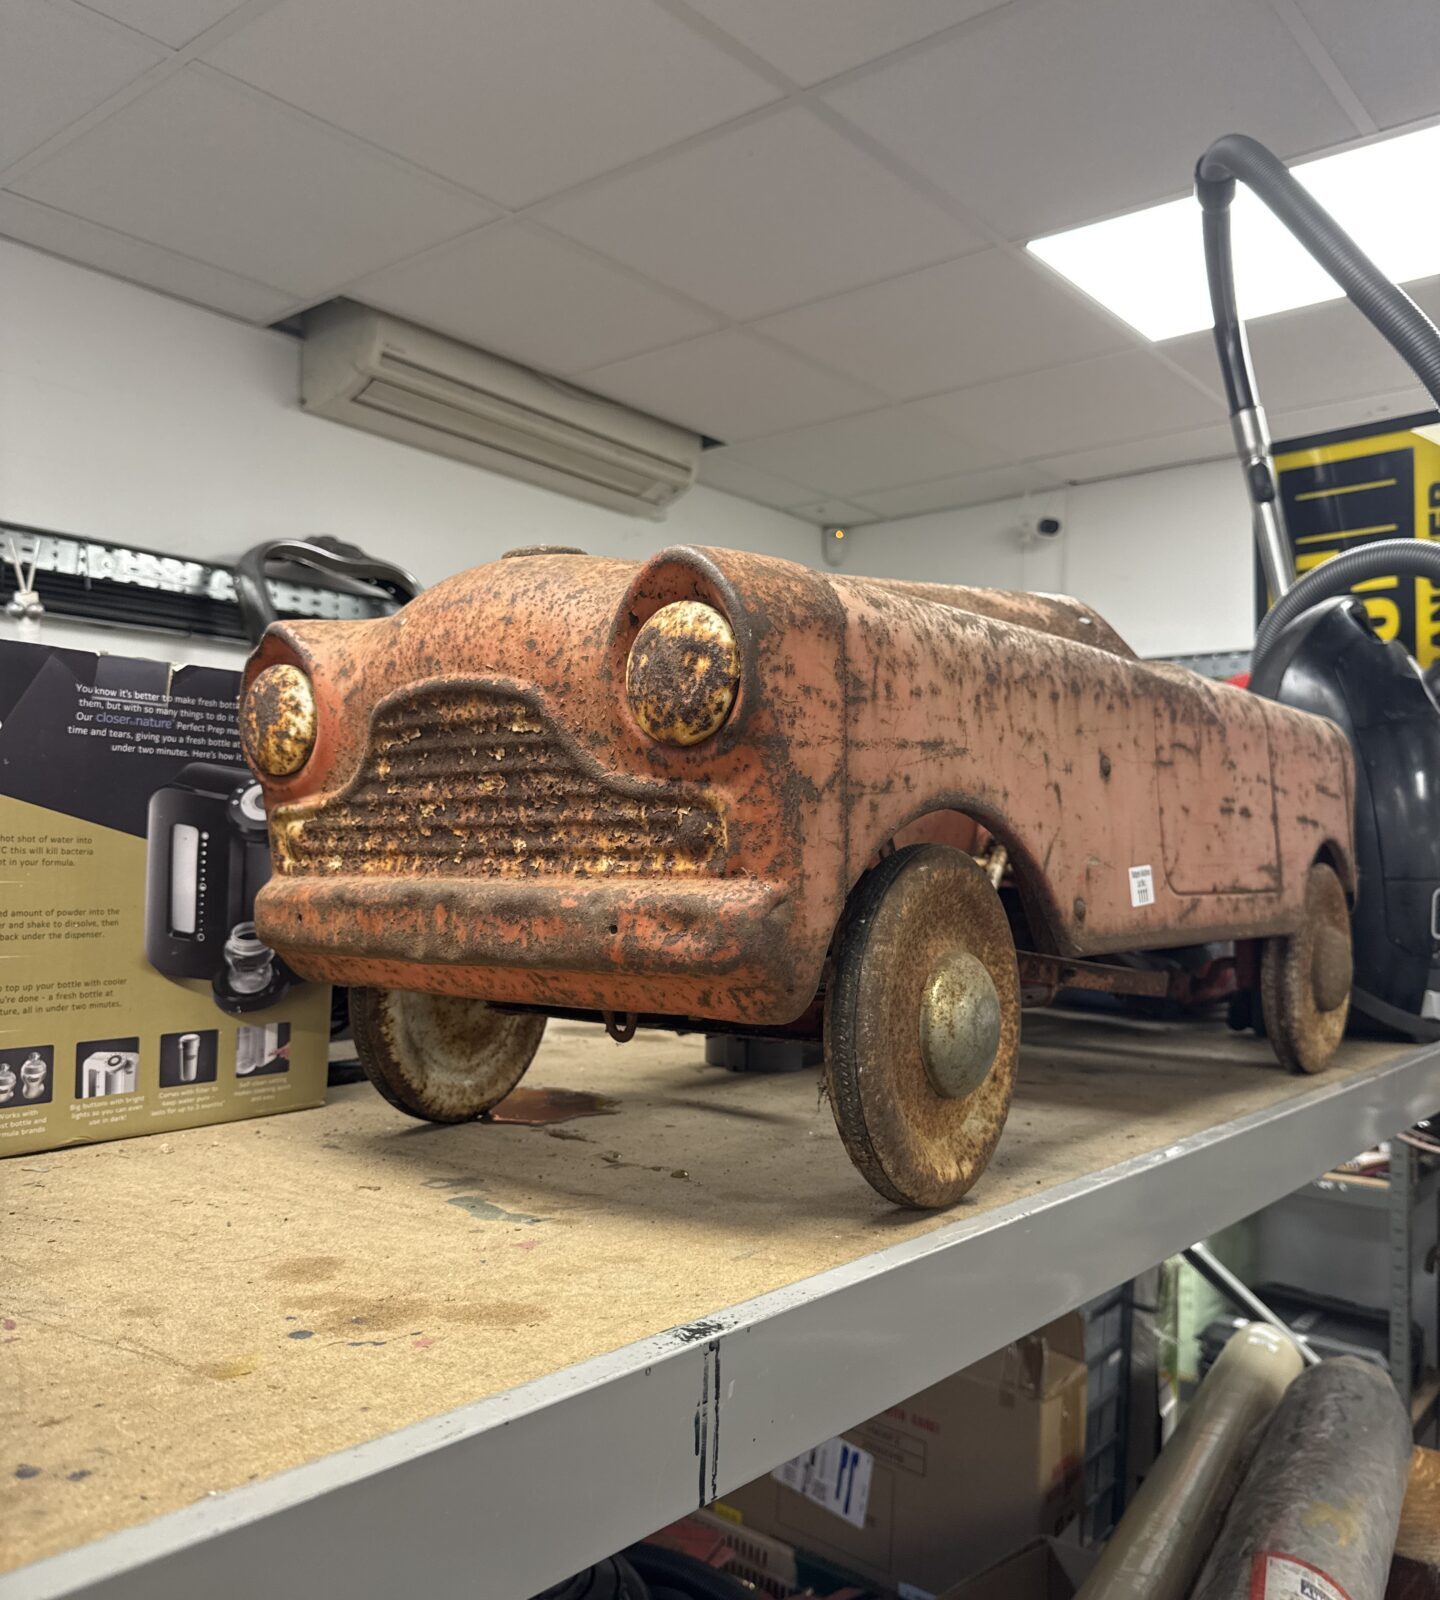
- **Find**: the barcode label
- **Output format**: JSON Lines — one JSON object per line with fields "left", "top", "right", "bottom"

{"left": 772, "top": 1437, "right": 874, "bottom": 1529}
{"left": 1129, "top": 864, "right": 1155, "bottom": 907}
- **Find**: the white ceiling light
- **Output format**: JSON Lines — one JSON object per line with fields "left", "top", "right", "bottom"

{"left": 1027, "top": 123, "right": 1440, "bottom": 342}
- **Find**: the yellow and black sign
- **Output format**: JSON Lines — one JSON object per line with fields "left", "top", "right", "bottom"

{"left": 1273, "top": 411, "right": 1440, "bottom": 669}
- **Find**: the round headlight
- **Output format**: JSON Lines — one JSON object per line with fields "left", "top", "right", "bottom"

{"left": 240, "top": 663, "right": 317, "bottom": 777}
{"left": 626, "top": 601, "right": 739, "bottom": 747}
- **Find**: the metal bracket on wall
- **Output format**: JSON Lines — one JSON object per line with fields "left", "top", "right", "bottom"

{"left": 1389, "top": 1134, "right": 1416, "bottom": 1408}
{"left": 0, "top": 524, "right": 398, "bottom": 642}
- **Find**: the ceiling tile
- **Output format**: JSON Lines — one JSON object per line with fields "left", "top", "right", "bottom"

{"left": 682, "top": 0, "right": 1007, "bottom": 87}
{"left": 724, "top": 404, "right": 1008, "bottom": 497}
{"left": 919, "top": 350, "right": 1223, "bottom": 460}
{"left": 851, "top": 463, "right": 1065, "bottom": 520}
{"left": 0, "top": 0, "right": 164, "bottom": 170}
{"left": 1269, "top": 386, "right": 1434, "bottom": 447}
{"left": 0, "top": 191, "right": 294, "bottom": 320}
{"left": 825, "top": 0, "right": 1354, "bottom": 240}
{"left": 579, "top": 329, "right": 882, "bottom": 441}
{"left": 350, "top": 222, "right": 718, "bottom": 375}
{"left": 205, "top": 0, "right": 777, "bottom": 208}
{"left": 1034, "top": 422, "right": 1237, "bottom": 485}
{"left": 540, "top": 105, "right": 982, "bottom": 319}
{"left": 79, "top": 0, "right": 250, "bottom": 48}
{"left": 696, "top": 448, "right": 820, "bottom": 508}
{"left": 1165, "top": 295, "right": 1427, "bottom": 414}
{"left": 1293, "top": 0, "right": 1440, "bottom": 130}
{"left": 788, "top": 498, "right": 878, "bottom": 526}
{"left": 752, "top": 246, "right": 1131, "bottom": 400}
{"left": 11, "top": 66, "right": 494, "bottom": 296}
{"left": 1401, "top": 274, "right": 1440, "bottom": 326}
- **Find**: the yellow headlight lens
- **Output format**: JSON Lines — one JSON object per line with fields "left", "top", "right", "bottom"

{"left": 240, "top": 664, "right": 317, "bottom": 777}
{"left": 626, "top": 601, "right": 739, "bottom": 747}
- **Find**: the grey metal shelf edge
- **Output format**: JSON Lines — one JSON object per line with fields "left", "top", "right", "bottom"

{"left": 10, "top": 1034, "right": 1438, "bottom": 1600}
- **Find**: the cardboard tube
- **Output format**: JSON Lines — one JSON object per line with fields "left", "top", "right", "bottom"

{"left": 1076, "top": 1323, "right": 1305, "bottom": 1600}
{"left": 1190, "top": 1356, "right": 1411, "bottom": 1600}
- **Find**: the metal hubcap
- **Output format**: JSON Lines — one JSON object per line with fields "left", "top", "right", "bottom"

{"left": 920, "top": 951, "right": 1002, "bottom": 1100}
{"left": 1310, "top": 923, "right": 1352, "bottom": 1013}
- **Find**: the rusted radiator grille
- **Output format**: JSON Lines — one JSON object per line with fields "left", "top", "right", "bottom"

{"left": 272, "top": 683, "right": 724, "bottom": 878}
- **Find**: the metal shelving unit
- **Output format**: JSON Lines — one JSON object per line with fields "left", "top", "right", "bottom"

{"left": 7, "top": 1027, "right": 1439, "bottom": 1600}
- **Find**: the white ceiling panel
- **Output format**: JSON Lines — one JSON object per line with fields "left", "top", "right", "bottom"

{"left": 540, "top": 106, "right": 981, "bottom": 319}
{"left": 0, "top": 0, "right": 164, "bottom": 170}
{"left": 79, "top": 0, "right": 252, "bottom": 49}
{"left": 753, "top": 246, "right": 1131, "bottom": 400}
{"left": 920, "top": 350, "right": 1223, "bottom": 460}
{"left": 724, "top": 404, "right": 1007, "bottom": 497}
{"left": 350, "top": 222, "right": 718, "bottom": 376}
{"left": 580, "top": 329, "right": 882, "bottom": 442}
{"left": 11, "top": 67, "right": 494, "bottom": 296}
{"left": 1034, "top": 421, "right": 1236, "bottom": 485}
{"left": 1293, "top": 0, "right": 1440, "bottom": 130}
{"left": 824, "top": 0, "right": 1355, "bottom": 241}
{"left": 1269, "top": 386, "right": 1434, "bottom": 446}
{"left": 851, "top": 462, "right": 1064, "bottom": 520}
{"left": 696, "top": 448, "right": 820, "bottom": 509}
{"left": 1164, "top": 297, "right": 1426, "bottom": 414}
{"left": 680, "top": 0, "right": 1007, "bottom": 87}
{"left": 205, "top": 0, "right": 777, "bottom": 208}
{"left": 787, "top": 497, "right": 878, "bottom": 526}
{"left": 1403, "top": 274, "right": 1440, "bottom": 325}
{"left": 0, "top": 191, "right": 295, "bottom": 320}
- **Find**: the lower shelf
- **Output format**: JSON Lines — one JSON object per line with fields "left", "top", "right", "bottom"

{"left": 6, "top": 1011, "right": 1437, "bottom": 1600}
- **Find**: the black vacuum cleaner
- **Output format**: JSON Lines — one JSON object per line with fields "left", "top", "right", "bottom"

{"left": 1198, "top": 133, "right": 1440, "bottom": 1042}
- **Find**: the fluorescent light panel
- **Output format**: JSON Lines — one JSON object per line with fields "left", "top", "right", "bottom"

{"left": 1028, "top": 124, "right": 1440, "bottom": 342}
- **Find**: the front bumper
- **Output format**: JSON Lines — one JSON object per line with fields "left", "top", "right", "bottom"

{"left": 254, "top": 874, "right": 803, "bottom": 1025}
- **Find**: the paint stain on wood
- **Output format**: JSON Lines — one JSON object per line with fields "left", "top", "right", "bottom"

{"left": 195, "top": 1355, "right": 258, "bottom": 1381}
{"left": 266, "top": 1255, "right": 345, "bottom": 1284}
{"left": 447, "top": 1194, "right": 543, "bottom": 1225}
{"left": 484, "top": 1086, "right": 618, "bottom": 1125}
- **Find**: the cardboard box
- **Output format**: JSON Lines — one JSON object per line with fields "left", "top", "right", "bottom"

{"left": 717, "top": 1317, "right": 1088, "bottom": 1600}
{"left": 936, "top": 1538, "right": 1097, "bottom": 1600}
{"left": 0, "top": 639, "right": 328, "bottom": 1156}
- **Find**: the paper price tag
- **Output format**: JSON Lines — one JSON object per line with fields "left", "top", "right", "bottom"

{"left": 772, "top": 1437, "right": 873, "bottom": 1529}
{"left": 1129, "top": 863, "right": 1155, "bottom": 907}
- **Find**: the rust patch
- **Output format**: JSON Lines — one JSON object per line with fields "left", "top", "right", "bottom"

{"left": 240, "top": 663, "right": 316, "bottom": 777}
{"left": 273, "top": 682, "right": 725, "bottom": 880}
{"left": 625, "top": 600, "right": 739, "bottom": 747}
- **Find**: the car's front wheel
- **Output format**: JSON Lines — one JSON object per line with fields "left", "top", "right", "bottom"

{"left": 350, "top": 986, "right": 546, "bottom": 1121}
{"left": 823, "top": 843, "right": 1020, "bottom": 1208}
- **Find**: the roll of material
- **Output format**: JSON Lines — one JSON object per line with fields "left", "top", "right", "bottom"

{"left": 1076, "top": 1323, "right": 1304, "bottom": 1600}
{"left": 1190, "top": 1356, "right": 1412, "bottom": 1600}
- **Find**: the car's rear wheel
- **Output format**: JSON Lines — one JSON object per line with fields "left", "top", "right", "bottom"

{"left": 1260, "top": 861, "right": 1352, "bottom": 1074}
{"left": 350, "top": 987, "right": 546, "bottom": 1121}
{"left": 823, "top": 844, "right": 1020, "bottom": 1209}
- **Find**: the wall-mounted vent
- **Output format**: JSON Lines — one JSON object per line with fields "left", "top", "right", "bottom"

{"left": 300, "top": 303, "right": 701, "bottom": 520}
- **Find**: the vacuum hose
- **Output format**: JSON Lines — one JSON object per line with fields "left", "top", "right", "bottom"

{"left": 1196, "top": 134, "right": 1440, "bottom": 412}
{"left": 1196, "top": 133, "right": 1440, "bottom": 672}
{"left": 1252, "top": 538, "right": 1440, "bottom": 675}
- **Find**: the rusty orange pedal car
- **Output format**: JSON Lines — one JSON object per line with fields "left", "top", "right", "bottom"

{"left": 238, "top": 545, "right": 1355, "bottom": 1207}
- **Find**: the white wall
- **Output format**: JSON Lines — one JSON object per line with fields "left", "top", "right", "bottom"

{"left": 0, "top": 238, "right": 815, "bottom": 662}
{"left": 842, "top": 458, "right": 1255, "bottom": 659}
{"left": 0, "top": 234, "right": 1252, "bottom": 666}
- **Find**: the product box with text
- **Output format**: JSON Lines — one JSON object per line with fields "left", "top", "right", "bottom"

{"left": 0, "top": 639, "right": 327, "bottom": 1156}
{"left": 718, "top": 1316, "right": 1088, "bottom": 1599}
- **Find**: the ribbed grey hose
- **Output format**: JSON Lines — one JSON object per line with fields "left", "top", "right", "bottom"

{"left": 1197, "top": 134, "right": 1440, "bottom": 410}
{"left": 1252, "top": 538, "right": 1440, "bottom": 674}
